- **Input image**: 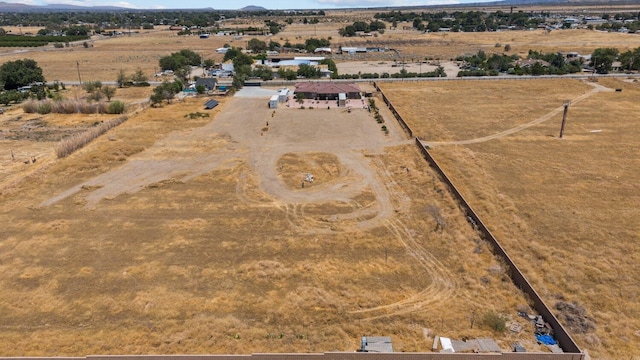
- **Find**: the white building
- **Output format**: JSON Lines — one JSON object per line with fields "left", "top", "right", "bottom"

{"left": 269, "top": 95, "right": 279, "bottom": 109}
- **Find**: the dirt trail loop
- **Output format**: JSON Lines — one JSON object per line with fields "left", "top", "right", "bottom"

{"left": 40, "top": 89, "right": 454, "bottom": 319}
{"left": 424, "top": 81, "right": 613, "bottom": 147}
{"left": 41, "top": 90, "right": 410, "bottom": 229}
{"left": 349, "top": 217, "right": 458, "bottom": 321}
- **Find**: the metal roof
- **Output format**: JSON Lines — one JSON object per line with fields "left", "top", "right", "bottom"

{"left": 204, "top": 99, "right": 219, "bottom": 109}
{"left": 295, "top": 82, "right": 361, "bottom": 95}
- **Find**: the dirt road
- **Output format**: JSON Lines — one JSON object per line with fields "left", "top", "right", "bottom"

{"left": 424, "top": 80, "right": 614, "bottom": 146}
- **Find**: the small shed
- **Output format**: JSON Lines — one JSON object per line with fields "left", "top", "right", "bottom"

{"left": 268, "top": 95, "right": 279, "bottom": 109}
{"left": 204, "top": 99, "right": 219, "bottom": 110}
{"left": 338, "top": 93, "right": 347, "bottom": 107}
{"left": 278, "top": 88, "right": 289, "bottom": 103}
{"left": 359, "top": 336, "right": 393, "bottom": 353}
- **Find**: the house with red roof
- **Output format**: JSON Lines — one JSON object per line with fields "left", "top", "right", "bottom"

{"left": 294, "top": 82, "right": 361, "bottom": 102}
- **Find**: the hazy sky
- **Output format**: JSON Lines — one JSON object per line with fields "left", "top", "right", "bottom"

{"left": 9, "top": 0, "right": 496, "bottom": 10}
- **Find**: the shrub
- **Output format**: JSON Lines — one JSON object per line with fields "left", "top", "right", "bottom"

{"left": 77, "top": 101, "right": 97, "bottom": 114}
{"left": 482, "top": 310, "right": 507, "bottom": 332}
{"left": 184, "top": 112, "right": 209, "bottom": 119}
{"left": 37, "top": 101, "right": 51, "bottom": 114}
{"left": 66, "top": 100, "right": 82, "bottom": 112}
{"left": 83, "top": 80, "right": 102, "bottom": 93}
{"left": 107, "top": 100, "right": 125, "bottom": 114}
{"left": 22, "top": 99, "right": 38, "bottom": 113}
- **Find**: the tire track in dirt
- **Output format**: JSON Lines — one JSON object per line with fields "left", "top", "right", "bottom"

{"left": 425, "top": 81, "right": 613, "bottom": 147}
{"left": 349, "top": 217, "right": 457, "bottom": 321}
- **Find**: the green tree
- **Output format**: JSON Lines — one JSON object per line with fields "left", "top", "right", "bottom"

{"left": 320, "top": 58, "right": 338, "bottom": 78}
{"left": 203, "top": 59, "right": 216, "bottom": 68}
{"left": 159, "top": 54, "right": 186, "bottom": 71}
{"left": 247, "top": 38, "right": 267, "bottom": 53}
{"left": 278, "top": 68, "right": 297, "bottom": 80}
{"left": 370, "top": 20, "right": 386, "bottom": 32}
{"left": 339, "top": 25, "right": 356, "bottom": 37}
{"left": 618, "top": 47, "right": 640, "bottom": 71}
{"left": 268, "top": 40, "right": 281, "bottom": 51}
{"left": 65, "top": 25, "right": 89, "bottom": 36}
{"left": 252, "top": 65, "right": 273, "bottom": 81}
{"left": 591, "top": 48, "right": 619, "bottom": 74}
{"left": 116, "top": 69, "right": 128, "bottom": 88}
{"left": 178, "top": 49, "right": 202, "bottom": 66}
{"left": 131, "top": 68, "right": 148, "bottom": 84}
{"left": 223, "top": 47, "right": 242, "bottom": 62}
{"left": 159, "top": 49, "right": 201, "bottom": 71}
{"left": 232, "top": 53, "right": 254, "bottom": 68}
{"left": 150, "top": 80, "right": 183, "bottom": 106}
{"left": 297, "top": 64, "right": 320, "bottom": 78}
{"left": 102, "top": 86, "right": 116, "bottom": 101}
{"left": 0, "top": 59, "right": 45, "bottom": 90}
{"left": 304, "top": 37, "right": 330, "bottom": 52}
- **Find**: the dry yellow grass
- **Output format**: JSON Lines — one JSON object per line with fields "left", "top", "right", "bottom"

{"left": 1, "top": 8, "right": 639, "bottom": 356}
{"left": 381, "top": 79, "right": 594, "bottom": 142}
{"left": 0, "top": 91, "right": 547, "bottom": 355}
{"left": 3, "top": 18, "right": 640, "bottom": 82}
{"left": 0, "top": 28, "right": 233, "bottom": 82}
{"left": 379, "top": 77, "right": 640, "bottom": 359}
{"left": 276, "top": 152, "right": 341, "bottom": 189}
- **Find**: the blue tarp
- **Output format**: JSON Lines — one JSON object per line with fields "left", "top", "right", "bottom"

{"left": 535, "top": 334, "right": 557, "bottom": 345}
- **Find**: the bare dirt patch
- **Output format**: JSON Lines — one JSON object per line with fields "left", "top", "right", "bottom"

{"left": 276, "top": 152, "right": 342, "bottom": 190}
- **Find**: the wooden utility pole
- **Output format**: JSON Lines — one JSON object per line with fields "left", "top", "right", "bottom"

{"left": 76, "top": 61, "right": 82, "bottom": 85}
{"left": 559, "top": 100, "right": 571, "bottom": 138}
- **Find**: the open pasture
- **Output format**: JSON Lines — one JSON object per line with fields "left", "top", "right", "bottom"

{"left": 379, "top": 77, "right": 640, "bottom": 359}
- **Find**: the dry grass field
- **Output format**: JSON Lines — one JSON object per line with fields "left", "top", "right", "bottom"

{"left": 1, "top": 5, "right": 640, "bottom": 357}
{"left": 0, "top": 87, "right": 551, "bottom": 355}
{"left": 0, "top": 86, "right": 152, "bottom": 189}
{"left": 379, "top": 77, "right": 640, "bottom": 359}
{"left": 3, "top": 20, "right": 640, "bottom": 82}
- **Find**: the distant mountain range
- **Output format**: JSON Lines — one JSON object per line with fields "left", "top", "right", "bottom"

{"left": 0, "top": 2, "right": 271, "bottom": 12}
{"left": 0, "top": 0, "right": 631, "bottom": 12}
{"left": 0, "top": 1, "right": 131, "bottom": 11}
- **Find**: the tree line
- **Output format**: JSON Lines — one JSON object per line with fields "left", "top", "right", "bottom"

{"left": 0, "top": 34, "right": 89, "bottom": 47}
{"left": 374, "top": 10, "right": 545, "bottom": 32}
{"left": 0, "top": 9, "right": 323, "bottom": 28}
